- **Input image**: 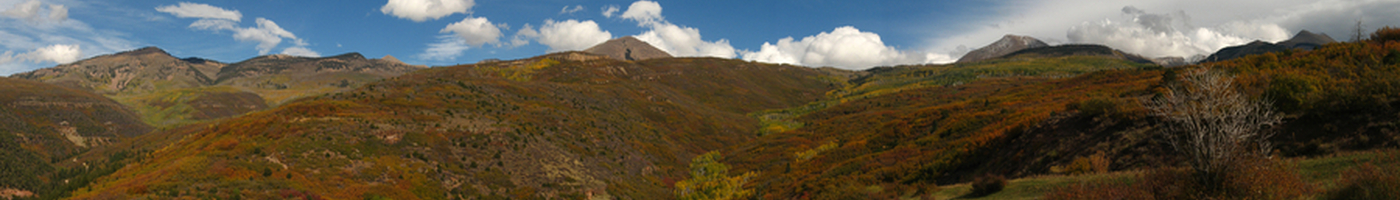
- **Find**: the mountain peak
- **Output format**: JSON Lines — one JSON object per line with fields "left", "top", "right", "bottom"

{"left": 584, "top": 36, "right": 672, "bottom": 61}
{"left": 115, "top": 46, "right": 172, "bottom": 57}
{"left": 956, "top": 34, "right": 1049, "bottom": 63}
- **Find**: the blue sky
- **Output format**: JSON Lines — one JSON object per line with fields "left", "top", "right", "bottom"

{"left": 2, "top": 0, "right": 1398, "bottom": 75}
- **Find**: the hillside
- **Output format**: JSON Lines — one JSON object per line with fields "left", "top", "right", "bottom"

{"left": 10, "top": 47, "right": 220, "bottom": 95}
{"left": 721, "top": 39, "right": 1400, "bottom": 198}
{"left": 0, "top": 77, "right": 151, "bottom": 198}
{"left": 213, "top": 52, "right": 426, "bottom": 105}
{"left": 12, "top": 48, "right": 426, "bottom": 128}
{"left": 68, "top": 52, "right": 838, "bottom": 199}
{"left": 997, "top": 44, "right": 1156, "bottom": 64}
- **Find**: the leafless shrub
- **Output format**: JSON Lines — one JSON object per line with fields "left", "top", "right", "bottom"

{"left": 1144, "top": 68, "right": 1282, "bottom": 184}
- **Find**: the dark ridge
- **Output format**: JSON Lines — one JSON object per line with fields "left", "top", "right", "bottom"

{"left": 327, "top": 52, "right": 366, "bottom": 60}
{"left": 1000, "top": 44, "right": 1156, "bottom": 64}
{"left": 181, "top": 57, "right": 219, "bottom": 64}
{"left": 115, "top": 46, "right": 172, "bottom": 57}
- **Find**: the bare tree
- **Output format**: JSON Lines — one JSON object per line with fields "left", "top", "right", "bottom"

{"left": 1145, "top": 68, "right": 1281, "bottom": 179}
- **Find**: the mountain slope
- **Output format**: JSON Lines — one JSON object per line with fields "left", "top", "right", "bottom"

{"left": 584, "top": 36, "right": 673, "bottom": 61}
{"left": 10, "top": 47, "right": 220, "bottom": 95}
{"left": 998, "top": 44, "right": 1156, "bottom": 64}
{"left": 956, "top": 35, "right": 1049, "bottom": 63}
{"left": 70, "top": 52, "right": 838, "bottom": 199}
{"left": 724, "top": 40, "right": 1400, "bottom": 198}
{"left": 0, "top": 77, "right": 150, "bottom": 197}
{"left": 214, "top": 52, "right": 426, "bottom": 104}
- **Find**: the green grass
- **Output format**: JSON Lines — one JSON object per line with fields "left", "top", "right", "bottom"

{"left": 929, "top": 149, "right": 1400, "bottom": 199}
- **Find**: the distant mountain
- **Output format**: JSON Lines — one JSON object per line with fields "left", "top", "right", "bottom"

{"left": 11, "top": 47, "right": 222, "bottom": 95}
{"left": 1151, "top": 55, "right": 1206, "bottom": 67}
{"left": 956, "top": 34, "right": 1049, "bottom": 63}
{"left": 0, "top": 77, "right": 150, "bottom": 195}
{"left": 997, "top": 44, "right": 1156, "bottom": 64}
{"left": 1201, "top": 30, "right": 1337, "bottom": 63}
{"left": 12, "top": 47, "right": 426, "bottom": 128}
{"left": 584, "top": 36, "right": 673, "bottom": 61}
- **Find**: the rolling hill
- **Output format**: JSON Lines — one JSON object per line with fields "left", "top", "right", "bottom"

{"left": 67, "top": 52, "right": 838, "bottom": 199}
{"left": 11, "top": 48, "right": 426, "bottom": 128}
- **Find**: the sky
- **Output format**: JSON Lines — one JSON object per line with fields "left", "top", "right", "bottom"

{"left": 1, "top": 0, "right": 1398, "bottom": 75}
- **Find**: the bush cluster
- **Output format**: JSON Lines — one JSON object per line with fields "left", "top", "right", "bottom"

{"left": 969, "top": 174, "right": 1006, "bottom": 197}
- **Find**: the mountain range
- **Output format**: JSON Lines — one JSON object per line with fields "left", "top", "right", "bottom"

{"left": 0, "top": 28, "right": 1393, "bottom": 199}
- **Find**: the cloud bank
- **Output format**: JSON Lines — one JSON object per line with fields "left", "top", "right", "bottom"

{"left": 742, "top": 26, "right": 952, "bottom": 69}
{"left": 613, "top": 1, "right": 734, "bottom": 58}
{"left": 380, "top": 0, "right": 474, "bottom": 22}
{"left": 514, "top": 19, "right": 612, "bottom": 52}
{"left": 1, "top": 0, "right": 137, "bottom": 75}
{"left": 925, "top": 0, "right": 1400, "bottom": 59}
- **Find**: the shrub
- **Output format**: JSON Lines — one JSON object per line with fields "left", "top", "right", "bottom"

{"left": 1047, "top": 158, "right": 1311, "bottom": 200}
{"left": 1062, "top": 153, "right": 1112, "bottom": 175}
{"left": 1075, "top": 98, "right": 1119, "bottom": 117}
{"left": 1144, "top": 68, "right": 1281, "bottom": 184}
{"left": 1325, "top": 163, "right": 1400, "bottom": 199}
{"left": 1372, "top": 26, "right": 1400, "bottom": 43}
{"left": 969, "top": 174, "right": 1006, "bottom": 197}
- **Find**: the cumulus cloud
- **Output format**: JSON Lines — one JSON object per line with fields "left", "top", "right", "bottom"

{"left": 418, "top": 35, "right": 471, "bottom": 61}
{"left": 925, "top": 0, "right": 1400, "bottom": 60}
{"left": 613, "top": 0, "right": 734, "bottom": 58}
{"left": 280, "top": 46, "right": 320, "bottom": 57}
{"left": 1066, "top": 6, "right": 1289, "bottom": 58}
{"left": 0, "top": 44, "right": 82, "bottom": 66}
{"left": 157, "top": 3, "right": 318, "bottom": 56}
{"left": 440, "top": 16, "right": 502, "bottom": 47}
{"left": 380, "top": 0, "right": 474, "bottom": 22}
{"left": 741, "top": 26, "right": 947, "bottom": 69}
{"left": 154, "top": 2, "right": 241, "bottom": 22}
{"left": 618, "top": 1, "right": 663, "bottom": 26}
{"left": 513, "top": 19, "right": 611, "bottom": 52}
{"left": 635, "top": 23, "right": 735, "bottom": 58}
{"left": 3, "top": 0, "right": 66, "bottom": 22}
{"left": 601, "top": 5, "right": 619, "bottom": 18}
{"left": 559, "top": 5, "right": 583, "bottom": 15}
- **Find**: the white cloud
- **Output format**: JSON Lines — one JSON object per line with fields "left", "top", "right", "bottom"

{"left": 418, "top": 34, "right": 471, "bottom": 61}
{"left": 615, "top": 0, "right": 735, "bottom": 58}
{"left": 514, "top": 19, "right": 611, "bottom": 52}
{"left": 1065, "top": 6, "right": 1289, "bottom": 58}
{"left": 280, "top": 46, "right": 320, "bottom": 57}
{"left": 2, "top": 0, "right": 40, "bottom": 19}
{"left": 559, "top": 5, "right": 583, "bottom": 15}
{"left": 618, "top": 0, "right": 663, "bottom": 26}
{"left": 29, "top": 43, "right": 80, "bottom": 63}
{"left": 0, "top": 44, "right": 82, "bottom": 68}
{"left": 46, "top": 4, "right": 63, "bottom": 21}
{"left": 0, "top": 1, "right": 137, "bottom": 75}
{"left": 158, "top": 3, "right": 316, "bottom": 56}
{"left": 924, "top": 0, "right": 1400, "bottom": 59}
{"left": 741, "top": 26, "right": 945, "bottom": 69}
{"left": 380, "top": 0, "right": 474, "bottom": 22}
{"left": 154, "top": 2, "right": 241, "bottom": 22}
{"left": 601, "top": 5, "right": 619, "bottom": 18}
{"left": 634, "top": 23, "right": 735, "bottom": 58}
{"left": 440, "top": 16, "right": 502, "bottom": 47}
{"left": 3, "top": 0, "right": 65, "bottom": 22}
